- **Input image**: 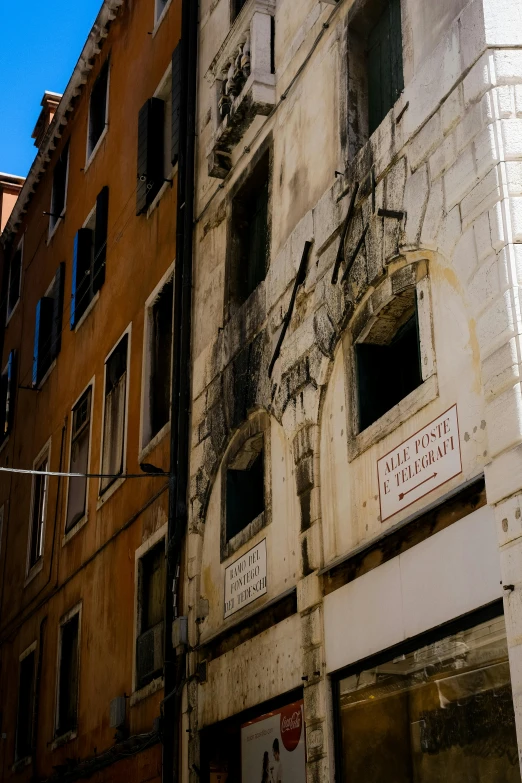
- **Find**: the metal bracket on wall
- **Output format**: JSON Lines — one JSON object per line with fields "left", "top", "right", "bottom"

{"left": 331, "top": 182, "right": 359, "bottom": 284}
{"left": 269, "top": 240, "right": 313, "bottom": 377}
{"left": 377, "top": 208, "right": 405, "bottom": 220}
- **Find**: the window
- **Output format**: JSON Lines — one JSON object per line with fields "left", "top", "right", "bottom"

{"left": 70, "top": 187, "right": 109, "bottom": 328}
{"left": 335, "top": 614, "right": 520, "bottom": 783}
{"left": 136, "top": 539, "right": 165, "bottom": 689}
{"left": 0, "top": 350, "right": 16, "bottom": 442}
{"left": 56, "top": 608, "right": 80, "bottom": 738}
{"left": 155, "top": 0, "right": 168, "bottom": 23}
{"left": 15, "top": 646, "right": 36, "bottom": 761}
{"left": 136, "top": 48, "right": 181, "bottom": 215}
{"left": 32, "top": 264, "right": 65, "bottom": 386}
{"left": 28, "top": 450, "right": 49, "bottom": 571}
{"left": 142, "top": 274, "right": 173, "bottom": 448}
{"left": 6, "top": 240, "right": 22, "bottom": 322}
{"left": 232, "top": 0, "right": 248, "bottom": 21}
{"left": 49, "top": 141, "right": 70, "bottom": 234}
{"left": 66, "top": 386, "right": 92, "bottom": 533}
{"left": 347, "top": 0, "right": 404, "bottom": 156}
{"left": 230, "top": 151, "right": 270, "bottom": 306}
{"left": 100, "top": 332, "right": 129, "bottom": 494}
{"left": 226, "top": 433, "right": 265, "bottom": 542}
{"left": 87, "top": 59, "right": 109, "bottom": 160}
{"left": 356, "top": 288, "right": 422, "bottom": 432}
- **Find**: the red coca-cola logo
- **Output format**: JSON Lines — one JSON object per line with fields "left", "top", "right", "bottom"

{"left": 280, "top": 703, "right": 303, "bottom": 752}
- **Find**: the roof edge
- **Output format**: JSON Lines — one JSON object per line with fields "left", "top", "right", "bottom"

{"left": 1, "top": 0, "right": 125, "bottom": 248}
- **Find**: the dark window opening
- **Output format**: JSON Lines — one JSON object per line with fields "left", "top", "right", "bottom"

{"left": 356, "top": 290, "right": 422, "bottom": 432}
{"left": 7, "top": 246, "right": 22, "bottom": 321}
{"left": 230, "top": 152, "right": 270, "bottom": 306}
{"left": 232, "top": 0, "right": 248, "bottom": 21}
{"left": 66, "top": 387, "right": 92, "bottom": 532}
{"left": 70, "top": 187, "right": 108, "bottom": 328}
{"left": 136, "top": 98, "right": 165, "bottom": 214}
{"left": 100, "top": 334, "right": 128, "bottom": 494}
{"left": 32, "top": 263, "right": 64, "bottom": 386}
{"left": 16, "top": 650, "right": 36, "bottom": 761}
{"left": 57, "top": 613, "right": 79, "bottom": 737}
{"left": 0, "top": 351, "right": 16, "bottom": 441}
{"left": 50, "top": 141, "right": 69, "bottom": 232}
{"left": 29, "top": 456, "right": 48, "bottom": 569}
{"left": 149, "top": 278, "right": 173, "bottom": 442}
{"left": 347, "top": 0, "right": 403, "bottom": 157}
{"left": 226, "top": 434, "right": 265, "bottom": 542}
{"left": 136, "top": 541, "right": 165, "bottom": 689}
{"left": 88, "top": 60, "right": 109, "bottom": 157}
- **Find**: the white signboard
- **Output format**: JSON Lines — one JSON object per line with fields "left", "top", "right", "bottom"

{"left": 224, "top": 539, "right": 267, "bottom": 619}
{"left": 242, "top": 701, "right": 306, "bottom": 783}
{"left": 377, "top": 405, "right": 462, "bottom": 523}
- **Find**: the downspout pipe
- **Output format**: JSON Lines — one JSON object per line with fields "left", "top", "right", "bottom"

{"left": 164, "top": 0, "right": 198, "bottom": 781}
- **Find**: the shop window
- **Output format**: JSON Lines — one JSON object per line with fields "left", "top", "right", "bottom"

{"left": 347, "top": 0, "right": 404, "bottom": 156}
{"left": 70, "top": 187, "right": 109, "bottom": 328}
{"left": 66, "top": 386, "right": 92, "bottom": 533}
{"left": 226, "top": 433, "right": 265, "bottom": 542}
{"left": 100, "top": 332, "right": 128, "bottom": 495}
{"left": 336, "top": 613, "right": 520, "bottom": 782}
{"left": 356, "top": 288, "right": 422, "bottom": 432}
{"left": 142, "top": 275, "right": 173, "bottom": 449}
{"left": 49, "top": 141, "right": 69, "bottom": 234}
{"left": 56, "top": 608, "right": 80, "bottom": 738}
{"left": 136, "top": 539, "right": 165, "bottom": 690}
{"left": 136, "top": 51, "right": 180, "bottom": 215}
{"left": 6, "top": 240, "right": 23, "bottom": 322}
{"left": 230, "top": 151, "right": 270, "bottom": 306}
{"left": 15, "top": 647, "right": 36, "bottom": 761}
{"left": 87, "top": 59, "right": 109, "bottom": 160}
{"left": 28, "top": 450, "right": 49, "bottom": 571}
{"left": 32, "top": 263, "right": 65, "bottom": 386}
{"left": 0, "top": 350, "right": 16, "bottom": 442}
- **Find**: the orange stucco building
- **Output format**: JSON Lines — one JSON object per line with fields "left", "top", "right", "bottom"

{"left": 0, "top": 1, "right": 188, "bottom": 780}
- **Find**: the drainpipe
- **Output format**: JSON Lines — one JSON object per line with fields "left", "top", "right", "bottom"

{"left": 164, "top": 0, "right": 198, "bottom": 781}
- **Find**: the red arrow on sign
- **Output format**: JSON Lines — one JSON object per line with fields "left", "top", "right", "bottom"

{"left": 398, "top": 472, "right": 437, "bottom": 501}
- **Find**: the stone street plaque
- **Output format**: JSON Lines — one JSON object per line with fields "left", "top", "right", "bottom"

{"left": 224, "top": 539, "right": 267, "bottom": 619}
{"left": 377, "top": 405, "right": 462, "bottom": 523}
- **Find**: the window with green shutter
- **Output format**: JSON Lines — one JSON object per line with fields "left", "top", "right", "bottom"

{"left": 367, "top": 0, "right": 404, "bottom": 135}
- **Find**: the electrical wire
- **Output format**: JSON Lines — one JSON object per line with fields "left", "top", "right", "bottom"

{"left": 0, "top": 466, "right": 169, "bottom": 479}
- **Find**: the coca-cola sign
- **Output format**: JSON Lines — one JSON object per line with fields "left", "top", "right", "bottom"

{"left": 280, "top": 705, "right": 303, "bottom": 752}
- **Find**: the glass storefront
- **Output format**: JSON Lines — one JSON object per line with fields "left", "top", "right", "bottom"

{"left": 336, "top": 614, "right": 521, "bottom": 782}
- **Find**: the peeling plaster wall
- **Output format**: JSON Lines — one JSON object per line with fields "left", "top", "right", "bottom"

{"left": 188, "top": 0, "right": 522, "bottom": 780}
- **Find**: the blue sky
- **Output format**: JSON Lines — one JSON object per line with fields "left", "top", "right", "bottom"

{"left": 0, "top": 1, "right": 102, "bottom": 177}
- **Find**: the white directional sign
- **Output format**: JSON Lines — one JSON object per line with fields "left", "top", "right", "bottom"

{"left": 224, "top": 539, "right": 267, "bottom": 619}
{"left": 377, "top": 405, "right": 462, "bottom": 523}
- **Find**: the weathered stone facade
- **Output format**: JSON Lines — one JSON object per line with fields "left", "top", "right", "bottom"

{"left": 184, "top": 0, "right": 522, "bottom": 780}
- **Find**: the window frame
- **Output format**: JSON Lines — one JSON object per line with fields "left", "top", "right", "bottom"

{"left": 64, "top": 378, "right": 95, "bottom": 543}
{"left": 0, "top": 350, "right": 16, "bottom": 450}
{"left": 25, "top": 439, "right": 51, "bottom": 583}
{"left": 85, "top": 59, "right": 110, "bottom": 169}
{"left": 48, "top": 141, "right": 70, "bottom": 240}
{"left": 32, "top": 265, "right": 65, "bottom": 389}
{"left": 98, "top": 325, "right": 131, "bottom": 504}
{"left": 71, "top": 187, "right": 109, "bottom": 332}
{"left": 153, "top": 0, "right": 173, "bottom": 34}
{"left": 54, "top": 603, "right": 82, "bottom": 746}
{"left": 145, "top": 63, "right": 177, "bottom": 216}
{"left": 14, "top": 641, "right": 37, "bottom": 766}
{"left": 131, "top": 523, "right": 167, "bottom": 702}
{"left": 6, "top": 236, "right": 23, "bottom": 326}
{"left": 345, "top": 260, "right": 437, "bottom": 461}
{"left": 139, "top": 263, "right": 174, "bottom": 459}
{"left": 220, "top": 411, "right": 272, "bottom": 563}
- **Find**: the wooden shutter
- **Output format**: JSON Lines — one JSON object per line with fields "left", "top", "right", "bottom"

{"left": 93, "top": 186, "right": 109, "bottom": 292}
{"left": 368, "top": 0, "right": 403, "bottom": 135}
{"left": 171, "top": 45, "right": 181, "bottom": 166}
{"left": 51, "top": 263, "right": 65, "bottom": 361}
{"left": 70, "top": 229, "right": 93, "bottom": 329}
{"left": 32, "top": 297, "right": 53, "bottom": 386}
{"left": 136, "top": 98, "right": 165, "bottom": 215}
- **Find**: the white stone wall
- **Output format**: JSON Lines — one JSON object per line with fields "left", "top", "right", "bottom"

{"left": 185, "top": 0, "right": 522, "bottom": 779}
